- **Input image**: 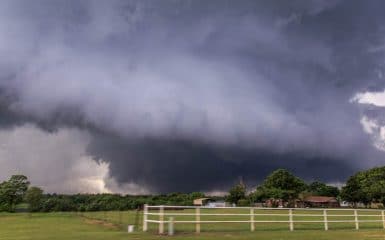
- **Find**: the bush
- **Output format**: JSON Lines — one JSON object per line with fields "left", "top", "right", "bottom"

{"left": 237, "top": 199, "right": 250, "bottom": 206}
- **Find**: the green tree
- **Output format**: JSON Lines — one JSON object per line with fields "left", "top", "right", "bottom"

{"left": 0, "top": 175, "right": 30, "bottom": 211}
{"left": 189, "top": 192, "right": 205, "bottom": 200}
{"left": 0, "top": 182, "right": 13, "bottom": 211}
{"left": 340, "top": 174, "right": 366, "bottom": 206}
{"left": 307, "top": 181, "right": 340, "bottom": 197}
{"left": 226, "top": 182, "right": 246, "bottom": 204}
{"left": 263, "top": 169, "right": 306, "bottom": 191}
{"left": 25, "top": 187, "right": 43, "bottom": 212}
{"left": 8, "top": 175, "right": 30, "bottom": 203}
{"left": 254, "top": 169, "right": 306, "bottom": 202}
{"left": 341, "top": 167, "right": 385, "bottom": 206}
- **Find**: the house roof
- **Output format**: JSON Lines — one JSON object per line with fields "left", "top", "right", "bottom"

{"left": 304, "top": 196, "right": 337, "bottom": 203}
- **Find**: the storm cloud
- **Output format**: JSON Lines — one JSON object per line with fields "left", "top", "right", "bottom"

{"left": 0, "top": 0, "right": 385, "bottom": 193}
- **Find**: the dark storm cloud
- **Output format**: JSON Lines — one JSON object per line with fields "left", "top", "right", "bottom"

{"left": 0, "top": 0, "right": 385, "bottom": 192}
{"left": 88, "top": 134, "right": 359, "bottom": 193}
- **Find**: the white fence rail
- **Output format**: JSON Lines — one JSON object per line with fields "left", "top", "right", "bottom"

{"left": 143, "top": 205, "right": 385, "bottom": 235}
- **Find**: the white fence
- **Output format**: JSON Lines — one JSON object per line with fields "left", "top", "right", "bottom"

{"left": 143, "top": 205, "right": 385, "bottom": 235}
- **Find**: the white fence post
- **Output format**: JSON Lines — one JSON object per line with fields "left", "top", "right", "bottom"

{"left": 289, "top": 209, "right": 294, "bottom": 231}
{"left": 250, "top": 208, "right": 255, "bottom": 232}
{"left": 196, "top": 207, "right": 201, "bottom": 233}
{"left": 168, "top": 217, "right": 174, "bottom": 236}
{"left": 159, "top": 205, "right": 164, "bottom": 234}
{"left": 382, "top": 210, "right": 385, "bottom": 229}
{"left": 143, "top": 204, "right": 148, "bottom": 232}
{"left": 323, "top": 209, "right": 328, "bottom": 231}
{"left": 354, "top": 210, "right": 359, "bottom": 230}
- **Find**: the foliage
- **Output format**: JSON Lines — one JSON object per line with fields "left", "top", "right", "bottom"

{"left": 262, "top": 169, "right": 306, "bottom": 191}
{"left": 226, "top": 182, "right": 246, "bottom": 204}
{"left": 307, "top": 181, "right": 340, "bottom": 197}
{"left": 33, "top": 192, "right": 207, "bottom": 212}
{"left": 251, "top": 187, "right": 294, "bottom": 202}
{"left": 4, "top": 166, "right": 385, "bottom": 213}
{"left": 0, "top": 174, "right": 207, "bottom": 212}
{"left": 0, "top": 175, "right": 30, "bottom": 211}
{"left": 237, "top": 198, "right": 250, "bottom": 206}
{"left": 341, "top": 166, "right": 385, "bottom": 206}
{"left": 25, "top": 187, "right": 44, "bottom": 212}
{"left": 252, "top": 169, "right": 306, "bottom": 201}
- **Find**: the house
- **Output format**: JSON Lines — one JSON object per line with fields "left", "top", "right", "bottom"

{"left": 193, "top": 198, "right": 212, "bottom": 206}
{"left": 297, "top": 196, "right": 339, "bottom": 208}
{"left": 193, "top": 198, "right": 231, "bottom": 207}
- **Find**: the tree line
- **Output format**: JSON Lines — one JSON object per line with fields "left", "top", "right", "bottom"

{"left": 227, "top": 167, "right": 385, "bottom": 207}
{"left": 227, "top": 169, "right": 339, "bottom": 207}
{"left": 1, "top": 166, "right": 385, "bottom": 212}
{"left": 0, "top": 177, "right": 206, "bottom": 212}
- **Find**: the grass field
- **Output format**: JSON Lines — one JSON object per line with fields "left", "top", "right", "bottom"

{"left": 1, "top": 209, "right": 385, "bottom": 240}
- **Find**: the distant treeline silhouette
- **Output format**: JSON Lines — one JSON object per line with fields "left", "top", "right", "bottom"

{"left": 1, "top": 166, "right": 385, "bottom": 212}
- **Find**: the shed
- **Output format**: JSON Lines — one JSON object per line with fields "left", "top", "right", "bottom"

{"left": 193, "top": 198, "right": 212, "bottom": 206}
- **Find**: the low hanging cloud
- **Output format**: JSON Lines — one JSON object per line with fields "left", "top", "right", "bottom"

{"left": 0, "top": 124, "right": 107, "bottom": 193}
{"left": 0, "top": 124, "right": 149, "bottom": 194}
{"left": 0, "top": 0, "right": 385, "bottom": 193}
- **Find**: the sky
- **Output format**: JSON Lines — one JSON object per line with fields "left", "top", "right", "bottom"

{"left": 0, "top": 0, "right": 385, "bottom": 194}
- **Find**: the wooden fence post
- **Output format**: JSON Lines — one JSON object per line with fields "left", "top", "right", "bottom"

{"left": 382, "top": 210, "right": 385, "bottom": 229}
{"left": 143, "top": 204, "right": 148, "bottom": 232}
{"left": 196, "top": 207, "right": 201, "bottom": 233}
{"left": 289, "top": 209, "right": 294, "bottom": 231}
{"left": 159, "top": 205, "right": 164, "bottom": 234}
{"left": 250, "top": 208, "right": 255, "bottom": 232}
{"left": 323, "top": 209, "right": 328, "bottom": 231}
{"left": 354, "top": 210, "right": 359, "bottom": 230}
{"left": 168, "top": 217, "right": 174, "bottom": 236}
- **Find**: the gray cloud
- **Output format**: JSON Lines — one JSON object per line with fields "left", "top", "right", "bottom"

{"left": 0, "top": 0, "right": 385, "bottom": 193}
{"left": 0, "top": 124, "right": 103, "bottom": 193}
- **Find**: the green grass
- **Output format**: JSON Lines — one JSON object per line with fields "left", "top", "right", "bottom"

{"left": 1, "top": 209, "right": 385, "bottom": 240}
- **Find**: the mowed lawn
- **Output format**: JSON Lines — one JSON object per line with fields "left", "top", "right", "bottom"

{"left": 1, "top": 210, "right": 385, "bottom": 240}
